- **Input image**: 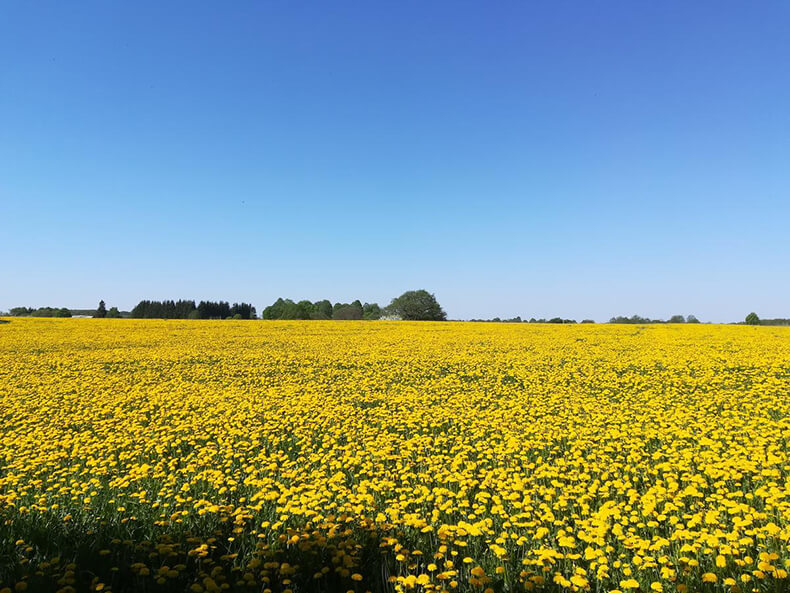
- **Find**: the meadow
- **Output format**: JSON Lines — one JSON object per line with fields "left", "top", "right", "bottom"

{"left": 1, "top": 319, "right": 789, "bottom": 593}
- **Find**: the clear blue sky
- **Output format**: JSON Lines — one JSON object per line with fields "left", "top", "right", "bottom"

{"left": 1, "top": 2, "right": 788, "bottom": 321}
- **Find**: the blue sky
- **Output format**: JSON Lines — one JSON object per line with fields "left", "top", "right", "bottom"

{"left": 1, "top": 1, "right": 788, "bottom": 321}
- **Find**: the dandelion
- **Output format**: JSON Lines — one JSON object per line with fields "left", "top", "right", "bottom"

{"left": 2, "top": 319, "right": 789, "bottom": 592}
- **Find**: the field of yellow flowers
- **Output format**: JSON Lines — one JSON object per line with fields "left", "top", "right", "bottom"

{"left": 1, "top": 319, "right": 790, "bottom": 593}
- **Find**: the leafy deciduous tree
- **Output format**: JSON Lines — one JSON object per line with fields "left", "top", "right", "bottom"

{"left": 386, "top": 290, "right": 446, "bottom": 321}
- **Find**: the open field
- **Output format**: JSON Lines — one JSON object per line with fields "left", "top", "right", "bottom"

{"left": 1, "top": 319, "right": 790, "bottom": 593}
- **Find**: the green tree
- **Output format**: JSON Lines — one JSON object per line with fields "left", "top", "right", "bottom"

{"left": 668, "top": 315, "right": 685, "bottom": 323}
{"left": 386, "top": 290, "right": 446, "bottom": 321}
{"left": 312, "top": 300, "right": 333, "bottom": 320}
{"left": 262, "top": 298, "right": 287, "bottom": 320}
{"left": 295, "top": 301, "right": 315, "bottom": 319}
{"left": 363, "top": 302, "right": 382, "bottom": 320}
{"left": 106, "top": 306, "right": 121, "bottom": 318}
{"left": 262, "top": 298, "right": 311, "bottom": 319}
{"left": 745, "top": 312, "right": 760, "bottom": 325}
{"left": 333, "top": 301, "right": 363, "bottom": 320}
{"left": 350, "top": 300, "right": 363, "bottom": 319}
{"left": 95, "top": 300, "right": 107, "bottom": 318}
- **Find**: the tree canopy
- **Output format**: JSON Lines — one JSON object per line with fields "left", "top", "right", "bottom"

{"left": 261, "top": 298, "right": 380, "bottom": 320}
{"left": 130, "top": 300, "right": 256, "bottom": 319}
{"left": 9, "top": 306, "right": 71, "bottom": 318}
{"left": 386, "top": 290, "right": 446, "bottom": 321}
{"left": 745, "top": 312, "right": 760, "bottom": 325}
{"left": 609, "top": 314, "right": 701, "bottom": 324}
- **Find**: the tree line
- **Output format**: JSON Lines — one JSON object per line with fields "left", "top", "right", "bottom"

{"left": 469, "top": 317, "right": 586, "bottom": 323}
{"left": 468, "top": 314, "right": 702, "bottom": 324}
{"left": 609, "top": 314, "right": 700, "bottom": 324}
{"left": 743, "top": 313, "right": 790, "bottom": 326}
{"left": 3, "top": 299, "right": 783, "bottom": 325}
{"left": 261, "top": 290, "right": 446, "bottom": 321}
{"left": 262, "top": 299, "right": 381, "bottom": 320}
{"left": 9, "top": 306, "right": 72, "bottom": 318}
{"left": 130, "top": 300, "right": 257, "bottom": 319}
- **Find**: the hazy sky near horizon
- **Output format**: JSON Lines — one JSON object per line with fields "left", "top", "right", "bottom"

{"left": 2, "top": 2, "right": 788, "bottom": 321}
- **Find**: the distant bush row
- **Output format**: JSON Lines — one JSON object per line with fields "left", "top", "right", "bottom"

{"left": 609, "top": 314, "right": 700, "bottom": 324}
{"left": 469, "top": 317, "right": 585, "bottom": 323}
{"left": 9, "top": 306, "right": 72, "bottom": 318}
{"left": 467, "top": 315, "right": 702, "bottom": 324}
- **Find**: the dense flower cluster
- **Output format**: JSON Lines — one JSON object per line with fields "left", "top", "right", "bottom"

{"left": 1, "top": 319, "right": 789, "bottom": 592}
